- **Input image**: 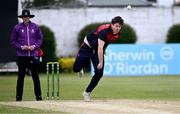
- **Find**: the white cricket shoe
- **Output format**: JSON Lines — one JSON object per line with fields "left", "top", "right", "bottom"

{"left": 82, "top": 91, "right": 91, "bottom": 102}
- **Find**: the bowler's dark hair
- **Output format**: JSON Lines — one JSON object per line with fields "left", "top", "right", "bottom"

{"left": 111, "top": 16, "right": 124, "bottom": 25}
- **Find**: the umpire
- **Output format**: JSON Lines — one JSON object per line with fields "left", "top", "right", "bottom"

{"left": 10, "top": 9, "right": 43, "bottom": 101}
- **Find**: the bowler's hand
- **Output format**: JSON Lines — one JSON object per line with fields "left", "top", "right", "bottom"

{"left": 97, "top": 63, "right": 103, "bottom": 70}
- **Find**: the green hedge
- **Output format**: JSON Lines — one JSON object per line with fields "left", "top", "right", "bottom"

{"left": 166, "top": 24, "right": 180, "bottom": 43}
{"left": 78, "top": 23, "right": 102, "bottom": 46}
{"left": 39, "top": 25, "right": 57, "bottom": 72}
{"left": 115, "top": 24, "right": 137, "bottom": 44}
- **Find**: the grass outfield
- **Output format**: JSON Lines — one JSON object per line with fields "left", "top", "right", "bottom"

{"left": 0, "top": 73, "right": 180, "bottom": 101}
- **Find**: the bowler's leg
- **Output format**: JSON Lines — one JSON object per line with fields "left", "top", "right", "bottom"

{"left": 83, "top": 53, "right": 104, "bottom": 101}
{"left": 85, "top": 53, "right": 104, "bottom": 93}
{"left": 73, "top": 44, "right": 91, "bottom": 72}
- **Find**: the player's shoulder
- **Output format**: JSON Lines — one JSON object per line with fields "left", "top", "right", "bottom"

{"left": 97, "top": 24, "right": 110, "bottom": 34}
{"left": 14, "top": 23, "right": 23, "bottom": 29}
{"left": 98, "top": 24, "right": 110, "bottom": 31}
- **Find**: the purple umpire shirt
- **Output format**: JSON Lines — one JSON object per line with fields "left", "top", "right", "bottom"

{"left": 10, "top": 21, "right": 43, "bottom": 57}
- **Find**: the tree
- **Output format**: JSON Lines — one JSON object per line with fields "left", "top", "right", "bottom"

{"left": 39, "top": 25, "right": 57, "bottom": 72}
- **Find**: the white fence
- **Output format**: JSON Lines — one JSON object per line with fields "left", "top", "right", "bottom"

{"left": 0, "top": 62, "right": 18, "bottom": 73}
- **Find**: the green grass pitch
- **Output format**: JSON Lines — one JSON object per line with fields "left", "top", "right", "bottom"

{"left": 0, "top": 73, "right": 180, "bottom": 101}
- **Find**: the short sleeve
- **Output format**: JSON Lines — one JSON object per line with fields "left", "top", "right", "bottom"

{"left": 98, "top": 29, "right": 108, "bottom": 41}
